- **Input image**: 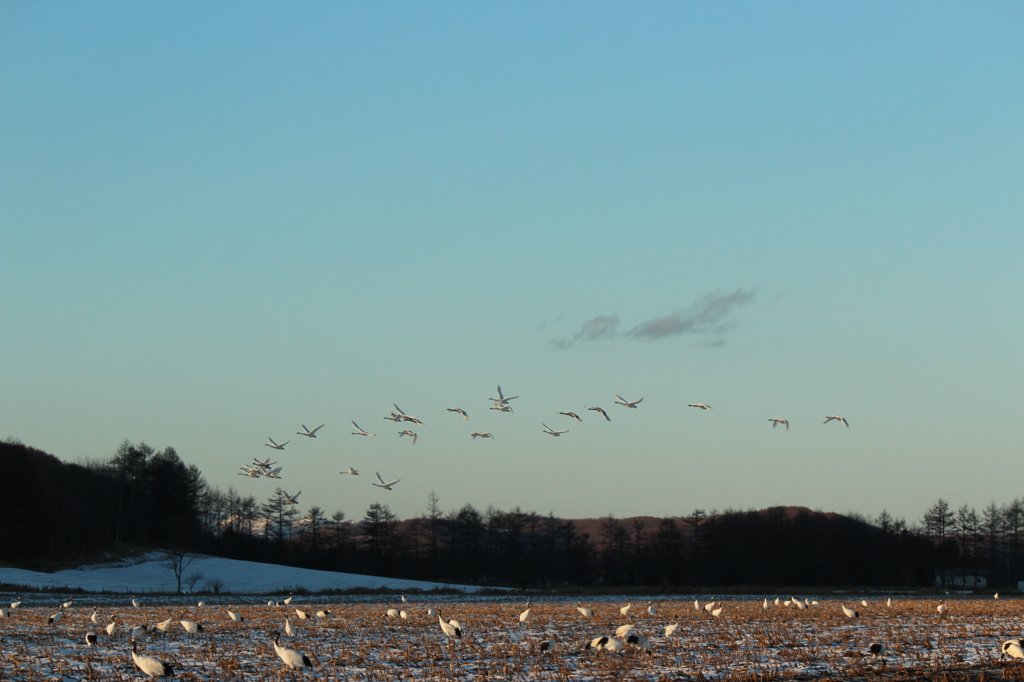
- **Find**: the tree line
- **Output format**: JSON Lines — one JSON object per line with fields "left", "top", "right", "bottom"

{"left": 1, "top": 439, "right": 1019, "bottom": 589}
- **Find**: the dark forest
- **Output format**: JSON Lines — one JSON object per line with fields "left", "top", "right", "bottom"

{"left": 0, "top": 440, "right": 1011, "bottom": 590}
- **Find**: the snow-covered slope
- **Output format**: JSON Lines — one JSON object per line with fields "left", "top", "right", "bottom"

{"left": 0, "top": 553, "right": 480, "bottom": 594}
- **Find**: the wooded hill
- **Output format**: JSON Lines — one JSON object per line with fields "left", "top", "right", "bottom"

{"left": 0, "top": 440, "right": 1009, "bottom": 589}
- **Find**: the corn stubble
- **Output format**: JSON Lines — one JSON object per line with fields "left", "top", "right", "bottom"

{"left": 2, "top": 598, "right": 1024, "bottom": 680}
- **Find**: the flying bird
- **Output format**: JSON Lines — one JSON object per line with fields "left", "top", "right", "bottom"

{"left": 585, "top": 406, "right": 611, "bottom": 421}
{"left": 341, "top": 467, "right": 360, "bottom": 476}
{"left": 471, "top": 432, "right": 494, "bottom": 440}
{"left": 824, "top": 415, "right": 850, "bottom": 427}
{"left": 769, "top": 418, "right": 789, "bottom": 430}
{"left": 265, "top": 437, "right": 289, "bottom": 450}
{"left": 398, "top": 429, "right": 419, "bottom": 444}
{"left": 490, "top": 402, "right": 514, "bottom": 413}
{"left": 447, "top": 408, "right": 469, "bottom": 419}
{"left": 282, "top": 491, "right": 301, "bottom": 504}
{"left": 490, "top": 385, "right": 518, "bottom": 405}
{"left": 542, "top": 423, "right": 568, "bottom": 437}
{"left": 614, "top": 395, "right": 643, "bottom": 408}
{"left": 373, "top": 472, "right": 401, "bottom": 491}
{"left": 350, "top": 421, "right": 375, "bottom": 437}
{"left": 688, "top": 403, "right": 712, "bottom": 410}
{"left": 558, "top": 411, "right": 583, "bottom": 422}
{"left": 296, "top": 424, "right": 324, "bottom": 438}
{"left": 392, "top": 404, "right": 424, "bottom": 425}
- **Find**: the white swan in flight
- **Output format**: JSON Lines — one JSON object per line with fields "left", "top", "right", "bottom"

{"left": 558, "top": 411, "right": 583, "bottom": 422}
{"left": 446, "top": 408, "right": 469, "bottom": 419}
{"left": 585, "top": 406, "right": 611, "bottom": 421}
{"left": 373, "top": 472, "right": 400, "bottom": 491}
{"left": 542, "top": 423, "right": 568, "bottom": 437}
{"left": 238, "top": 466, "right": 262, "bottom": 478}
{"left": 688, "top": 403, "right": 712, "bottom": 410}
{"left": 265, "top": 437, "right": 289, "bottom": 450}
{"left": 296, "top": 424, "right": 324, "bottom": 438}
{"left": 769, "top": 418, "right": 789, "bottom": 430}
{"left": 471, "top": 432, "right": 494, "bottom": 440}
{"left": 282, "top": 491, "right": 301, "bottom": 504}
{"left": 350, "top": 421, "right": 375, "bottom": 437}
{"left": 614, "top": 395, "right": 643, "bottom": 408}
{"left": 253, "top": 457, "right": 276, "bottom": 470}
{"left": 264, "top": 467, "right": 282, "bottom": 479}
{"left": 398, "top": 429, "right": 418, "bottom": 445}
{"left": 392, "top": 404, "right": 424, "bottom": 425}
{"left": 341, "top": 467, "right": 360, "bottom": 476}
{"left": 490, "top": 402, "right": 514, "bottom": 413}
{"left": 824, "top": 415, "right": 850, "bottom": 427}
{"left": 490, "top": 385, "right": 518, "bottom": 405}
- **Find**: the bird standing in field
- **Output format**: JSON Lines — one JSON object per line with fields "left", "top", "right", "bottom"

{"left": 179, "top": 614, "right": 202, "bottom": 638}
{"left": 85, "top": 632, "right": 98, "bottom": 646}
{"left": 1003, "top": 640, "right": 1024, "bottom": 661}
{"left": 841, "top": 603, "right": 860, "bottom": 618}
{"left": 576, "top": 603, "right": 593, "bottom": 617}
{"left": 131, "top": 638, "right": 174, "bottom": 679}
{"left": 273, "top": 631, "right": 313, "bottom": 671}
{"left": 438, "top": 612, "right": 462, "bottom": 639}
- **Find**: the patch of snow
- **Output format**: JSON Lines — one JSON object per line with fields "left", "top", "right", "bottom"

{"left": 0, "top": 553, "right": 483, "bottom": 594}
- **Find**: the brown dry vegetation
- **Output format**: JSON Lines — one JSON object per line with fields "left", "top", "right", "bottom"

{"left": 4, "top": 598, "right": 1024, "bottom": 680}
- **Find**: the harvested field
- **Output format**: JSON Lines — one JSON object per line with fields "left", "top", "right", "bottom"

{"left": 3, "top": 596, "right": 1024, "bottom": 680}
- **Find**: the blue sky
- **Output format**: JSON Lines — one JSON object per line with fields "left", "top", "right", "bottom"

{"left": 3, "top": 2, "right": 1022, "bottom": 526}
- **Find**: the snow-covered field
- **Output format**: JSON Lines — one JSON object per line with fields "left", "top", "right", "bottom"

{"left": 0, "top": 553, "right": 477, "bottom": 596}
{"left": 1, "top": 595, "right": 1023, "bottom": 680}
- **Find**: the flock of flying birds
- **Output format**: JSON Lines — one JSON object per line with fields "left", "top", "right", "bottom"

{"left": 236, "top": 386, "right": 851, "bottom": 497}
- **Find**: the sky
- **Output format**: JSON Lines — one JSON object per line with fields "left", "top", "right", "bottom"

{"left": 2, "top": 2, "right": 1022, "bottom": 528}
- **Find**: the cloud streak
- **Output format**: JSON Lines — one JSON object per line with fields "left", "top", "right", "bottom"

{"left": 550, "top": 289, "right": 755, "bottom": 349}
{"left": 629, "top": 289, "right": 755, "bottom": 341}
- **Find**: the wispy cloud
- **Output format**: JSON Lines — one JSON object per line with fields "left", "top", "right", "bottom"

{"left": 550, "top": 313, "right": 620, "bottom": 349}
{"left": 550, "top": 289, "right": 755, "bottom": 349}
{"left": 629, "top": 289, "right": 755, "bottom": 341}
